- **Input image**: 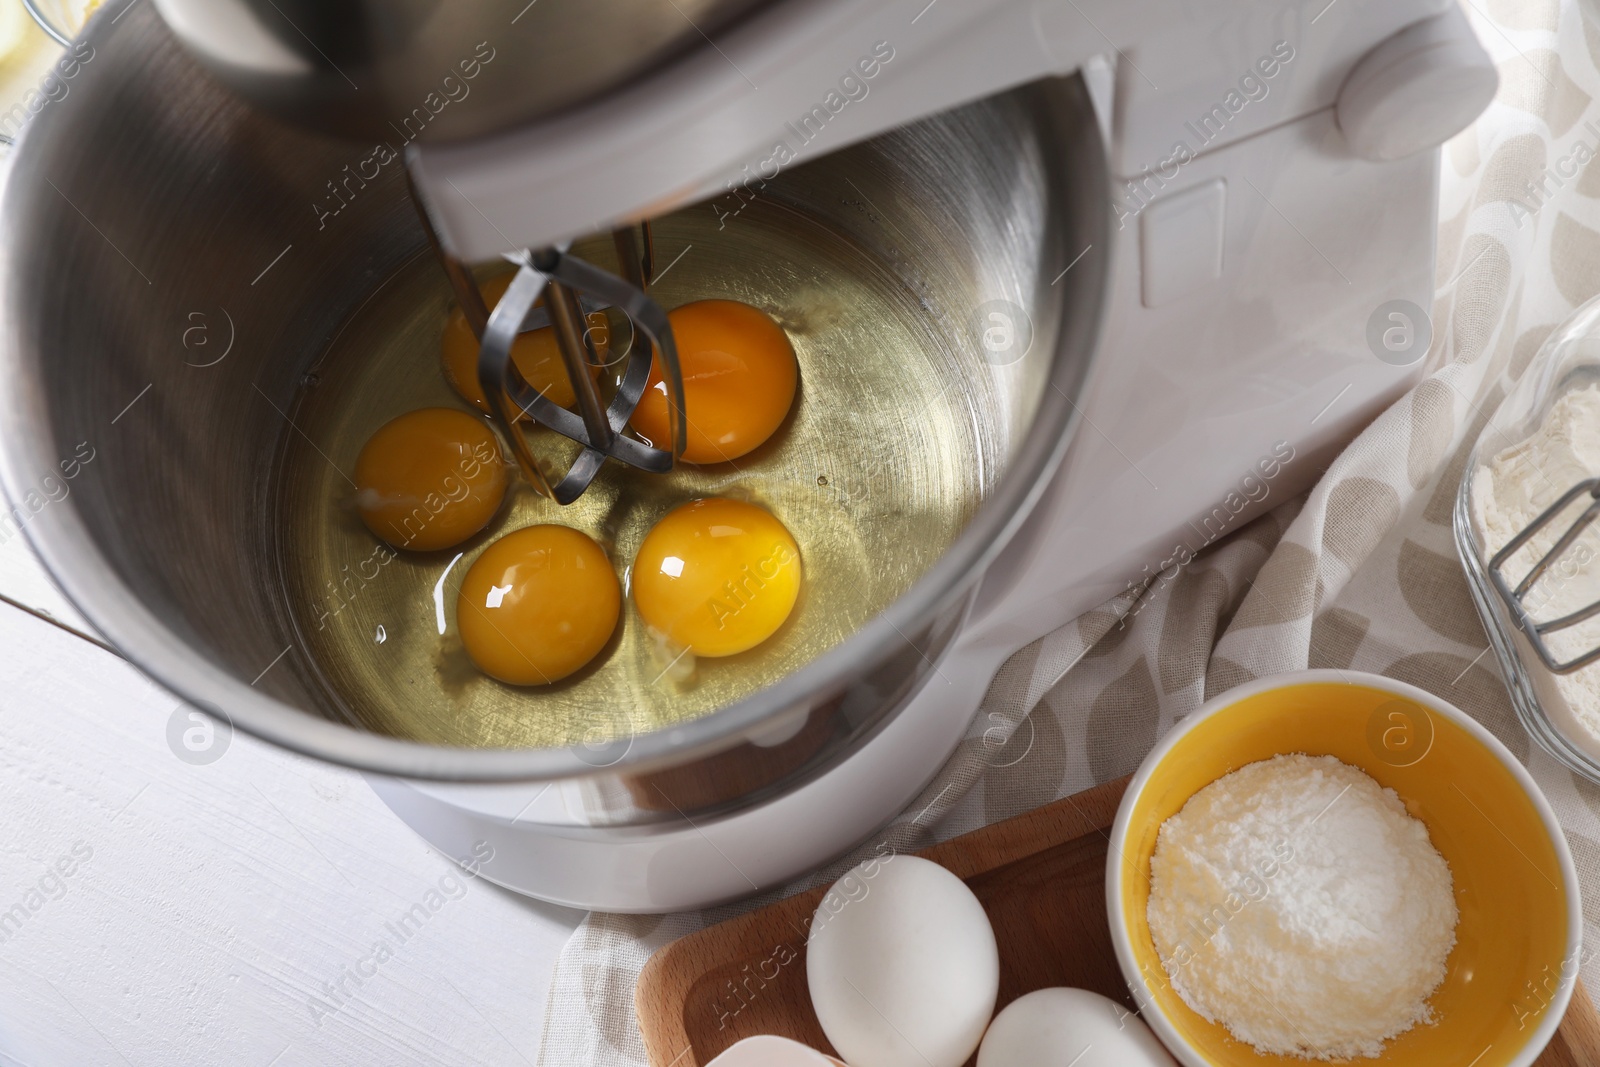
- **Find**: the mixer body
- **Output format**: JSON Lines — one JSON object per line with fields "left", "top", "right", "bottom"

{"left": 0, "top": 0, "right": 1494, "bottom": 907}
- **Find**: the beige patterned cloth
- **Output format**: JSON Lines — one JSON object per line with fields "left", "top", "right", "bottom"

{"left": 537, "top": 2, "right": 1600, "bottom": 1061}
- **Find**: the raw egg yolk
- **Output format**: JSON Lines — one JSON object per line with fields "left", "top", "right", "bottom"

{"left": 441, "top": 271, "right": 609, "bottom": 413}
{"left": 457, "top": 525, "right": 621, "bottom": 685}
{"left": 630, "top": 299, "right": 797, "bottom": 464}
{"left": 632, "top": 498, "right": 801, "bottom": 657}
{"left": 354, "top": 407, "right": 506, "bottom": 552}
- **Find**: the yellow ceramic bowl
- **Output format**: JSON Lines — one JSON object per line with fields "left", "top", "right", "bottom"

{"left": 1107, "top": 670, "right": 1580, "bottom": 1067}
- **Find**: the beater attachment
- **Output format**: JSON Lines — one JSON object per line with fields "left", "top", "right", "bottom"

{"left": 414, "top": 183, "right": 687, "bottom": 504}
{"left": 1487, "top": 477, "right": 1600, "bottom": 673}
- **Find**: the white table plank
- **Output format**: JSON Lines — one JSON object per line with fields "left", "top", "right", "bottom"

{"left": 0, "top": 528, "right": 95, "bottom": 639}
{"left": 0, "top": 597, "right": 582, "bottom": 1067}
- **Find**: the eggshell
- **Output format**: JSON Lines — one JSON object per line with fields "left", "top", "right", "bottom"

{"left": 976, "top": 987, "right": 1178, "bottom": 1066}
{"left": 706, "top": 1034, "right": 845, "bottom": 1066}
{"left": 806, "top": 855, "right": 998, "bottom": 1067}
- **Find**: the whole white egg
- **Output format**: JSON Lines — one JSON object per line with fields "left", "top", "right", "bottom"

{"left": 806, "top": 855, "right": 998, "bottom": 1067}
{"left": 976, "top": 987, "right": 1177, "bottom": 1066}
{"left": 706, "top": 1035, "right": 844, "bottom": 1065}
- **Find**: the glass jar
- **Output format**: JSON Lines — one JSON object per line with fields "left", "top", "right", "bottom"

{"left": 1457, "top": 295, "right": 1600, "bottom": 783}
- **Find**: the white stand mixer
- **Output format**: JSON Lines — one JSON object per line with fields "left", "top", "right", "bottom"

{"left": 364, "top": 0, "right": 1496, "bottom": 908}
{"left": 0, "top": 0, "right": 1495, "bottom": 910}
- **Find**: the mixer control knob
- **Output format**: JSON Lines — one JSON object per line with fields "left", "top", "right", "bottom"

{"left": 1336, "top": 8, "right": 1498, "bottom": 161}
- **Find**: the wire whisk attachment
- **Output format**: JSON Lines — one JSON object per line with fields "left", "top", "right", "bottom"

{"left": 1488, "top": 476, "right": 1600, "bottom": 673}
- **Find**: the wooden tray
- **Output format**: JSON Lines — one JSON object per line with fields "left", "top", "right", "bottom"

{"left": 637, "top": 775, "right": 1600, "bottom": 1066}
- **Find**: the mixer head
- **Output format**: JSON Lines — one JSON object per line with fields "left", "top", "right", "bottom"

{"left": 147, "top": 0, "right": 772, "bottom": 143}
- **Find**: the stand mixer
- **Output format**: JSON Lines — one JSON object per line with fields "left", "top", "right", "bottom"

{"left": 0, "top": 0, "right": 1496, "bottom": 909}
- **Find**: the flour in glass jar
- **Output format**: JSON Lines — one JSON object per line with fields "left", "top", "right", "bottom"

{"left": 1146, "top": 753, "right": 1459, "bottom": 1060}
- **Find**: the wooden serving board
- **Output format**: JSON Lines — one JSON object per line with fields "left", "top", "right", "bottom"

{"left": 636, "top": 776, "right": 1600, "bottom": 1067}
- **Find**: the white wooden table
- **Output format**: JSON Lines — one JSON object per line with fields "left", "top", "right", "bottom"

{"left": 0, "top": 17, "right": 580, "bottom": 1062}
{"left": 0, "top": 536, "right": 583, "bottom": 1067}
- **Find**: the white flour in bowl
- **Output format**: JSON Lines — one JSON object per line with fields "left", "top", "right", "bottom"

{"left": 1473, "top": 381, "right": 1600, "bottom": 743}
{"left": 1147, "top": 754, "right": 1457, "bottom": 1060}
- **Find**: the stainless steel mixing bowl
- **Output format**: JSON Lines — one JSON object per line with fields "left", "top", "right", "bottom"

{"left": 0, "top": 0, "right": 1107, "bottom": 822}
